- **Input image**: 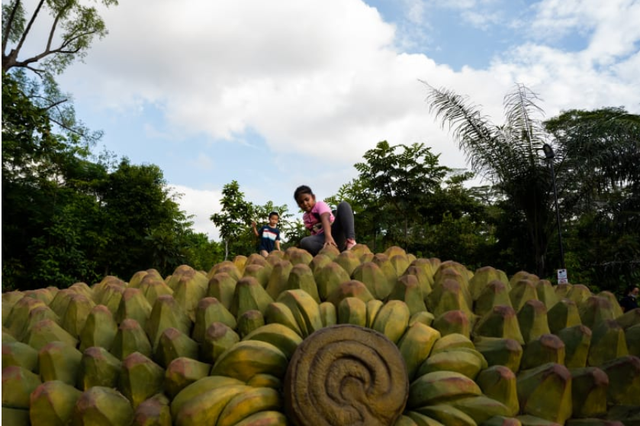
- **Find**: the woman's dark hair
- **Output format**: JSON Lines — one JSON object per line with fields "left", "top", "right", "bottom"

{"left": 627, "top": 285, "right": 640, "bottom": 294}
{"left": 293, "top": 185, "right": 314, "bottom": 201}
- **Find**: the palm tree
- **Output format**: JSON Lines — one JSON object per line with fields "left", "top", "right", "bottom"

{"left": 422, "top": 82, "right": 556, "bottom": 276}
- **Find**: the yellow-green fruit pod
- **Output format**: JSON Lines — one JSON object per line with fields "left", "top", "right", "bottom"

{"left": 164, "top": 357, "right": 211, "bottom": 399}
{"left": 516, "top": 363, "right": 572, "bottom": 424}
{"left": 554, "top": 282, "right": 572, "bottom": 299}
{"left": 427, "top": 278, "right": 473, "bottom": 319}
{"left": 38, "top": 341, "right": 82, "bottom": 385}
{"left": 403, "top": 263, "right": 433, "bottom": 297}
{"left": 408, "top": 371, "right": 482, "bottom": 408}
{"left": 432, "top": 310, "right": 472, "bottom": 338}
{"left": 547, "top": 298, "right": 582, "bottom": 334}
{"left": 2, "top": 340, "right": 38, "bottom": 372}
{"left": 132, "top": 393, "right": 171, "bottom": 426}
{"left": 206, "top": 272, "right": 237, "bottom": 310}
{"left": 2, "top": 407, "right": 29, "bottom": 426}
{"left": 286, "top": 264, "right": 320, "bottom": 303}
{"left": 246, "top": 373, "right": 282, "bottom": 389}
{"left": 319, "top": 301, "right": 337, "bottom": 327}
{"left": 432, "top": 333, "right": 474, "bottom": 352}
{"left": 433, "top": 265, "right": 472, "bottom": 306}
{"left": 170, "top": 267, "right": 209, "bottom": 322}
{"left": 115, "top": 288, "right": 153, "bottom": 330}
{"left": 389, "top": 253, "right": 411, "bottom": 277}
{"left": 277, "top": 289, "right": 323, "bottom": 338}
{"left": 337, "top": 296, "right": 367, "bottom": 327}
{"left": 335, "top": 250, "right": 362, "bottom": 276}
{"left": 371, "top": 299, "right": 410, "bottom": 344}
{"left": 474, "top": 280, "right": 513, "bottom": 317}
{"left": 509, "top": 271, "right": 536, "bottom": 288}
{"left": 25, "top": 318, "right": 78, "bottom": 351}
{"left": 450, "top": 395, "right": 512, "bottom": 425}
{"left": 410, "top": 257, "right": 436, "bottom": 282}
{"left": 516, "top": 414, "right": 561, "bottom": 425}
{"left": 129, "top": 268, "right": 162, "bottom": 288}
{"left": 118, "top": 352, "right": 165, "bottom": 409}
{"left": 616, "top": 307, "right": 640, "bottom": 329}
{"left": 310, "top": 253, "right": 332, "bottom": 273}
{"left": 110, "top": 318, "right": 152, "bottom": 360}
{"left": 626, "top": 323, "right": 640, "bottom": 356}
{"left": 317, "top": 244, "right": 340, "bottom": 260}
{"left": 520, "top": 334, "right": 566, "bottom": 370}
{"left": 2, "top": 365, "right": 42, "bottom": 409}
{"left": 23, "top": 305, "right": 62, "bottom": 343}
{"left": 242, "top": 323, "right": 303, "bottom": 360}
{"left": 211, "top": 340, "right": 288, "bottom": 382}
{"left": 476, "top": 365, "right": 519, "bottom": 416}
{"left": 314, "top": 262, "right": 351, "bottom": 302}
{"left": 569, "top": 367, "right": 609, "bottom": 418}
{"left": 154, "top": 327, "right": 199, "bottom": 368}
{"left": 588, "top": 319, "right": 628, "bottom": 366}
{"left": 79, "top": 304, "right": 117, "bottom": 352}
{"left": 481, "top": 416, "right": 522, "bottom": 426}
{"left": 398, "top": 322, "right": 441, "bottom": 380}
{"left": 352, "top": 261, "right": 394, "bottom": 301}
{"left": 232, "top": 254, "right": 248, "bottom": 272}
{"left": 29, "top": 380, "right": 83, "bottom": 426}
{"left": 172, "top": 385, "right": 252, "bottom": 426}
{"left": 200, "top": 322, "right": 240, "bottom": 364}
{"left": 566, "top": 284, "right": 592, "bottom": 306}
{"left": 264, "top": 302, "right": 302, "bottom": 336}
{"left": 509, "top": 279, "right": 539, "bottom": 313}
{"left": 170, "top": 375, "right": 245, "bottom": 422}
{"left": 284, "top": 247, "right": 313, "bottom": 266}
{"left": 372, "top": 253, "right": 399, "bottom": 289}
{"left": 388, "top": 274, "right": 428, "bottom": 316}
{"left": 216, "top": 386, "right": 282, "bottom": 426}
{"left": 405, "top": 411, "right": 444, "bottom": 426}
{"left": 366, "top": 299, "right": 384, "bottom": 327}
{"left": 2, "top": 290, "right": 25, "bottom": 324}
{"left": 473, "top": 305, "right": 524, "bottom": 344}
{"left": 265, "top": 260, "right": 293, "bottom": 301}
{"left": 557, "top": 324, "right": 592, "bottom": 369}
{"left": 237, "top": 310, "right": 265, "bottom": 338}
{"left": 70, "top": 386, "right": 134, "bottom": 425}
{"left": 230, "top": 277, "right": 275, "bottom": 318}
{"left": 77, "top": 346, "right": 122, "bottom": 390}
{"left": 517, "top": 300, "right": 551, "bottom": 343}
{"left": 410, "top": 311, "right": 435, "bottom": 327}
{"left": 535, "top": 280, "right": 559, "bottom": 310}
{"left": 93, "top": 281, "right": 124, "bottom": 316}
{"left": 138, "top": 273, "right": 174, "bottom": 307}
{"left": 416, "top": 349, "right": 484, "bottom": 380}
{"left": 579, "top": 296, "right": 617, "bottom": 330}
{"left": 473, "top": 337, "right": 523, "bottom": 373}
{"left": 191, "top": 297, "right": 236, "bottom": 343}
{"left": 415, "top": 404, "right": 477, "bottom": 426}
{"left": 469, "top": 266, "right": 507, "bottom": 301}
{"left": 243, "top": 264, "right": 271, "bottom": 289}
{"left": 225, "top": 409, "right": 288, "bottom": 426}
{"left": 601, "top": 355, "right": 640, "bottom": 406}
{"left": 208, "top": 260, "right": 242, "bottom": 281}
{"left": 7, "top": 295, "right": 47, "bottom": 341}
{"left": 146, "top": 295, "right": 192, "bottom": 348}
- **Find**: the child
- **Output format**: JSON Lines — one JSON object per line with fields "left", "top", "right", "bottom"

{"left": 251, "top": 211, "right": 281, "bottom": 257}
{"left": 294, "top": 185, "right": 356, "bottom": 256}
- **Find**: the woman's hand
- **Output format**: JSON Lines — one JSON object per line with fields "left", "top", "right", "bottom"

{"left": 323, "top": 235, "right": 337, "bottom": 248}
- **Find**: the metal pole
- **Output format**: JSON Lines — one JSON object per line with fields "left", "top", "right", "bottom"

{"left": 548, "top": 159, "right": 565, "bottom": 269}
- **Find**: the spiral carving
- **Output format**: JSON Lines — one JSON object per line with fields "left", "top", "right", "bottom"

{"left": 284, "top": 324, "right": 408, "bottom": 426}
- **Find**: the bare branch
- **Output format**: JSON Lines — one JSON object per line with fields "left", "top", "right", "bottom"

{"left": 2, "top": 0, "right": 20, "bottom": 54}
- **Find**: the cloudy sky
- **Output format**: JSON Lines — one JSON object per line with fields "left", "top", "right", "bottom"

{"left": 51, "top": 0, "right": 640, "bottom": 240}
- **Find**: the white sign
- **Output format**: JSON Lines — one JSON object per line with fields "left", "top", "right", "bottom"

{"left": 557, "top": 269, "right": 568, "bottom": 284}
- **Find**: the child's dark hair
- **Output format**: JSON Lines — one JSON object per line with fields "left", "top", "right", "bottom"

{"left": 293, "top": 185, "right": 314, "bottom": 201}
{"left": 268, "top": 211, "right": 279, "bottom": 219}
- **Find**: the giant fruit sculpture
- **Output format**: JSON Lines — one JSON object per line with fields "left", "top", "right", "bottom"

{"left": 3, "top": 246, "right": 640, "bottom": 425}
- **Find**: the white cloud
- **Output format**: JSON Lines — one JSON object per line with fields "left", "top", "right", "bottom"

{"left": 169, "top": 185, "right": 222, "bottom": 240}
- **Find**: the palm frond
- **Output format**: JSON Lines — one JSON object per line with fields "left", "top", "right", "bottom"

{"left": 503, "top": 84, "right": 548, "bottom": 167}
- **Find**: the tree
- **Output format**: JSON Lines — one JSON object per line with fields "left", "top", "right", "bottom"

{"left": 2, "top": 0, "right": 117, "bottom": 145}
{"left": 545, "top": 108, "right": 640, "bottom": 292}
{"left": 354, "top": 141, "right": 449, "bottom": 249}
{"left": 210, "top": 181, "right": 255, "bottom": 260}
{"left": 423, "top": 83, "right": 556, "bottom": 276}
